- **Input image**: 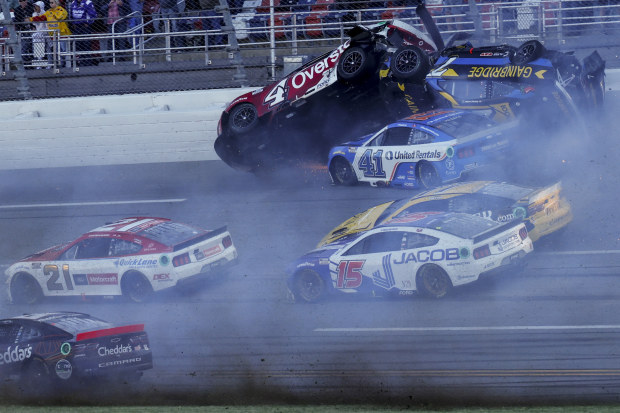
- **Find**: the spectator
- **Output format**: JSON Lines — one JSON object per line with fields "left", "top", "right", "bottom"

{"left": 31, "top": 1, "right": 49, "bottom": 67}
{"left": 102, "top": 0, "right": 130, "bottom": 58}
{"left": 157, "top": 0, "right": 183, "bottom": 47}
{"left": 199, "top": 0, "right": 223, "bottom": 45}
{"left": 13, "top": 0, "right": 35, "bottom": 64}
{"left": 69, "top": 0, "right": 98, "bottom": 65}
{"left": 30, "top": 0, "right": 72, "bottom": 67}
{"left": 142, "top": 0, "right": 160, "bottom": 33}
{"left": 126, "top": 0, "right": 142, "bottom": 30}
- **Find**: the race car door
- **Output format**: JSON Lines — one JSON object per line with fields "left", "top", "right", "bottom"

{"left": 334, "top": 229, "right": 414, "bottom": 294}
{"left": 50, "top": 237, "right": 121, "bottom": 296}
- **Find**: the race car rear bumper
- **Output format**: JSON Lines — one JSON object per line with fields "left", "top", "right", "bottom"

{"left": 176, "top": 254, "right": 239, "bottom": 288}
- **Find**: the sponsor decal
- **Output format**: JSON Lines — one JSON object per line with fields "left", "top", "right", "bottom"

{"left": 31, "top": 263, "right": 42, "bottom": 269}
{"left": 468, "top": 66, "right": 533, "bottom": 79}
{"left": 399, "top": 290, "right": 415, "bottom": 296}
{"left": 98, "top": 344, "right": 133, "bottom": 357}
{"left": 385, "top": 150, "right": 442, "bottom": 161}
{"left": 116, "top": 257, "right": 159, "bottom": 267}
{"left": 290, "top": 41, "right": 349, "bottom": 90}
{"left": 0, "top": 345, "right": 32, "bottom": 365}
{"left": 98, "top": 357, "right": 142, "bottom": 368}
{"left": 55, "top": 359, "right": 72, "bottom": 380}
{"left": 74, "top": 273, "right": 118, "bottom": 286}
{"left": 445, "top": 158, "right": 455, "bottom": 171}
{"left": 159, "top": 255, "right": 169, "bottom": 266}
{"left": 60, "top": 342, "right": 71, "bottom": 356}
{"left": 446, "top": 146, "right": 454, "bottom": 158}
{"left": 459, "top": 247, "right": 470, "bottom": 259}
{"left": 393, "top": 248, "right": 460, "bottom": 264}
{"left": 497, "top": 233, "right": 519, "bottom": 252}
{"left": 202, "top": 245, "right": 222, "bottom": 258}
{"left": 297, "top": 261, "right": 315, "bottom": 268}
{"left": 153, "top": 273, "right": 171, "bottom": 281}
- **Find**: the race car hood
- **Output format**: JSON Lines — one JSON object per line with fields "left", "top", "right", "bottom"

{"left": 317, "top": 201, "right": 394, "bottom": 247}
{"left": 17, "top": 243, "right": 69, "bottom": 262}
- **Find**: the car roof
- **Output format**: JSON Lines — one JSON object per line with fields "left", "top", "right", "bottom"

{"left": 88, "top": 217, "right": 171, "bottom": 234}
{"left": 380, "top": 211, "right": 499, "bottom": 230}
{"left": 7, "top": 312, "right": 113, "bottom": 334}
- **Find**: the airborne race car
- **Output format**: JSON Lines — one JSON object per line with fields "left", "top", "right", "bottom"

{"left": 215, "top": 3, "right": 444, "bottom": 172}
{"left": 215, "top": 4, "right": 605, "bottom": 172}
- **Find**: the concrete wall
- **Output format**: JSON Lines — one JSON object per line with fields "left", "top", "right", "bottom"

{"left": 0, "top": 69, "right": 618, "bottom": 171}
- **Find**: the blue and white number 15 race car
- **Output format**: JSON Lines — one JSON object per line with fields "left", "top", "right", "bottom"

{"left": 286, "top": 211, "right": 533, "bottom": 302}
{"left": 327, "top": 109, "right": 518, "bottom": 189}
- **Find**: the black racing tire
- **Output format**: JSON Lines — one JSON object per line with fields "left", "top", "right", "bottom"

{"left": 511, "top": 40, "right": 545, "bottom": 65}
{"left": 416, "top": 161, "right": 441, "bottom": 189}
{"left": 121, "top": 272, "right": 154, "bottom": 303}
{"left": 416, "top": 264, "right": 452, "bottom": 299}
{"left": 227, "top": 103, "right": 259, "bottom": 135}
{"left": 10, "top": 273, "right": 43, "bottom": 305}
{"left": 390, "top": 45, "right": 431, "bottom": 83}
{"left": 329, "top": 157, "right": 358, "bottom": 186}
{"left": 293, "top": 269, "right": 326, "bottom": 303}
{"left": 20, "top": 358, "right": 53, "bottom": 397}
{"left": 337, "top": 46, "right": 376, "bottom": 82}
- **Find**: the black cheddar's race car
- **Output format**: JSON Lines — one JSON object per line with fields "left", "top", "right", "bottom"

{"left": 0, "top": 312, "right": 153, "bottom": 395}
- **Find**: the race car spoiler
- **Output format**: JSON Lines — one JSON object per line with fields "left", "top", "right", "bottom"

{"left": 173, "top": 225, "right": 229, "bottom": 252}
{"left": 76, "top": 324, "right": 145, "bottom": 341}
{"left": 473, "top": 221, "right": 525, "bottom": 245}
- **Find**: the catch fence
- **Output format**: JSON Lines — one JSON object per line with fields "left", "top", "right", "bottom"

{"left": 0, "top": 0, "right": 618, "bottom": 101}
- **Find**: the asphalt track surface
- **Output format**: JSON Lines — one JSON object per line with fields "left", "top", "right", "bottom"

{"left": 0, "top": 93, "right": 619, "bottom": 408}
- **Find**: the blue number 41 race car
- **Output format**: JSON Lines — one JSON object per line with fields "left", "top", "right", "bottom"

{"left": 327, "top": 109, "right": 518, "bottom": 189}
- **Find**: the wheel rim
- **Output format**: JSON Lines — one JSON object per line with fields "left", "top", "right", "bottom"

{"left": 420, "top": 267, "right": 449, "bottom": 297}
{"left": 232, "top": 106, "right": 257, "bottom": 130}
{"left": 341, "top": 50, "right": 363, "bottom": 76}
{"left": 333, "top": 159, "right": 353, "bottom": 184}
{"left": 418, "top": 163, "right": 438, "bottom": 188}
{"left": 125, "top": 275, "right": 152, "bottom": 302}
{"left": 12, "top": 276, "right": 40, "bottom": 304}
{"left": 296, "top": 271, "right": 324, "bottom": 302}
{"left": 395, "top": 49, "right": 419, "bottom": 74}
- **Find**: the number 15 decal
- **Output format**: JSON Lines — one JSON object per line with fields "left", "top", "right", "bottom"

{"left": 336, "top": 260, "right": 364, "bottom": 289}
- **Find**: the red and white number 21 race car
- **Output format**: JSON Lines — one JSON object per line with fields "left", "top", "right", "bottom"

{"left": 5, "top": 217, "right": 238, "bottom": 303}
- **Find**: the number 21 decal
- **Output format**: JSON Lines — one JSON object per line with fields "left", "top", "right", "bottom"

{"left": 44, "top": 264, "right": 74, "bottom": 291}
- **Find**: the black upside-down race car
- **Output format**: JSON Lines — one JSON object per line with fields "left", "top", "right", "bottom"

{"left": 0, "top": 312, "right": 152, "bottom": 396}
{"left": 215, "top": 2, "right": 444, "bottom": 171}
{"left": 214, "top": 3, "right": 605, "bottom": 172}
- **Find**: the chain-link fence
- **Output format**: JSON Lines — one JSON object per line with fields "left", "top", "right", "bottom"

{"left": 1, "top": 0, "right": 619, "bottom": 101}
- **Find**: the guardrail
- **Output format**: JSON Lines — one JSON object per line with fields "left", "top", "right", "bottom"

{"left": 1, "top": 0, "right": 619, "bottom": 101}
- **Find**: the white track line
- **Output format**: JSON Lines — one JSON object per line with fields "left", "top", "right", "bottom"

{"left": 0, "top": 199, "right": 186, "bottom": 208}
{"left": 315, "top": 325, "right": 620, "bottom": 333}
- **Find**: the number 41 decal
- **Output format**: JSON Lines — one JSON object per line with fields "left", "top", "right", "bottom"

{"left": 358, "top": 149, "right": 386, "bottom": 178}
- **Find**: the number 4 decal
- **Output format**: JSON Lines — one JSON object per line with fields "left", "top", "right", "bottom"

{"left": 264, "top": 78, "right": 288, "bottom": 108}
{"left": 336, "top": 260, "right": 364, "bottom": 289}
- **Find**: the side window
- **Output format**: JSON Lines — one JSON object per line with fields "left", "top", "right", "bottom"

{"left": 75, "top": 238, "right": 113, "bottom": 259}
{"left": 59, "top": 244, "right": 78, "bottom": 260}
{"left": 408, "top": 129, "right": 434, "bottom": 145}
{"left": 109, "top": 239, "right": 142, "bottom": 257}
{"left": 402, "top": 233, "right": 439, "bottom": 249}
{"left": 343, "top": 231, "right": 406, "bottom": 255}
{"left": 0, "top": 322, "right": 20, "bottom": 345}
{"left": 369, "top": 130, "right": 386, "bottom": 147}
{"left": 17, "top": 325, "right": 42, "bottom": 343}
{"left": 383, "top": 127, "right": 411, "bottom": 146}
